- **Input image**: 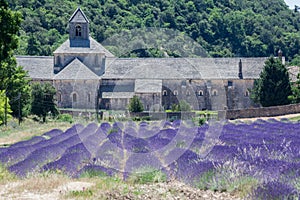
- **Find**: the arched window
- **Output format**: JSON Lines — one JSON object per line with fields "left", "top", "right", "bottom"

{"left": 186, "top": 91, "right": 191, "bottom": 96}
{"left": 198, "top": 90, "right": 204, "bottom": 96}
{"left": 72, "top": 92, "right": 77, "bottom": 102}
{"left": 75, "top": 24, "right": 82, "bottom": 37}
{"left": 173, "top": 90, "right": 178, "bottom": 96}
{"left": 163, "top": 90, "right": 168, "bottom": 96}
{"left": 245, "top": 90, "right": 250, "bottom": 97}
{"left": 212, "top": 90, "right": 218, "bottom": 96}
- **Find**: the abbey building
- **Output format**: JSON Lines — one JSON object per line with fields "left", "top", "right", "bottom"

{"left": 17, "top": 8, "right": 270, "bottom": 112}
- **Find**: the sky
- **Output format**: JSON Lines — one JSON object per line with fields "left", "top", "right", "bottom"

{"left": 284, "top": 0, "right": 299, "bottom": 9}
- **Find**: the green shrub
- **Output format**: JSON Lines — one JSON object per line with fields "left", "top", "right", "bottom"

{"left": 68, "top": 189, "right": 93, "bottom": 198}
{"left": 128, "top": 167, "right": 167, "bottom": 184}
{"left": 199, "top": 117, "right": 207, "bottom": 126}
{"left": 80, "top": 169, "right": 108, "bottom": 178}
{"left": 192, "top": 117, "right": 207, "bottom": 126}
{"left": 56, "top": 114, "right": 73, "bottom": 123}
{"left": 141, "top": 116, "right": 151, "bottom": 121}
{"left": 132, "top": 116, "right": 141, "bottom": 121}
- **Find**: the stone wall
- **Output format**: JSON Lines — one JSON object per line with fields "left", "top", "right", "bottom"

{"left": 222, "top": 103, "right": 300, "bottom": 119}
{"left": 54, "top": 79, "right": 99, "bottom": 109}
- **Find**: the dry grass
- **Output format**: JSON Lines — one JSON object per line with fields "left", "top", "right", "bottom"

{"left": 4, "top": 173, "right": 69, "bottom": 194}
{"left": 0, "top": 117, "right": 73, "bottom": 146}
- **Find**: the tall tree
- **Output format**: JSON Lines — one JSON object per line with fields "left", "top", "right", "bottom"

{"left": 0, "top": 0, "right": 30, "bottom": 122}
{"left": 251, "top": 57, "right": 292, "bottom": 107}
{"left": 31, "top": 83, "right": 59, "bottom": 123}
{"left": 0, "top": 0, "right": 21, "bottom": 62}
{"left": 0, "top": 0, "right": 21, "bottom": 88}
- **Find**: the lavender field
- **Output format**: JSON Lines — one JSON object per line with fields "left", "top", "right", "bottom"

{"left": 1, "top": 119, "right": 300, "bottom": 199}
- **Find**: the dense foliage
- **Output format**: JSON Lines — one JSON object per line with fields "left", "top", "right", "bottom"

{"left": 31, "top": 83, "right": 59, "bottom": 122}
{"left": 0, "top": 0, "right": 31, "bottom": 121}
{"left": 251, "top": 57, "right": 292, "bottom": 107}
{"left": 128, "top": 95, "right": 144, "bottom": 113}
{"left": 6, "top": 0, "right": 300, "bottom": 60}
{"left": 2, "top": 119, "right": 300, "bottom": 199}
{"left": 0, "top": 90, "right": 12, "bottom": 125}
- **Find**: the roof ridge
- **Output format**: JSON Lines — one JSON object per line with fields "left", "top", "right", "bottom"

{"left": 69, "top": 7, "right": 89, "bottom": 23}
{"left": 53, "top": 58, "right": 99, "bottom": 80}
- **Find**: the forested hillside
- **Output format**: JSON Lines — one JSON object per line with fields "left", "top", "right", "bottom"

{"left": 7, "top": 0, "right": 300, "bottom": 60}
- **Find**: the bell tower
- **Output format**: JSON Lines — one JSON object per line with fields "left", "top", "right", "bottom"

{"left": 69, "top": 7, "right": 90, "bottom": 47}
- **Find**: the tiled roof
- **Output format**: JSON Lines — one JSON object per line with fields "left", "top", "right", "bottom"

{"left": 53, "top": 58, "right": 99, "bottom": 80}
{"left": 103, "top": 57, "right": 268, "bottom": 80}
{"left": 16, "top": 56, "right": 53, "bottom": 80}
{"left": 54, "top": 37, "right": 115, "bottom": 57}
{"left": 16, "top": 55, "right": 269, "bottom": 82}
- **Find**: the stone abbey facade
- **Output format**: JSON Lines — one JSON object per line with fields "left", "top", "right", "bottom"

{"left": 17, "top": 8, "right": 271, "bottom": 112}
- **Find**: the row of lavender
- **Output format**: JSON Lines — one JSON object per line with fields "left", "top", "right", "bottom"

{"left": 1, "top": 119, "right": 300, "bottom": 198}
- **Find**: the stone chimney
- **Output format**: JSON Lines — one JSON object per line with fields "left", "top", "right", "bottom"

{"left": 238, "top": 59, "right": 243, "bottom": 79}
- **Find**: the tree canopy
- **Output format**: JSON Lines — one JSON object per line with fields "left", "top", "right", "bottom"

{"left": 0, "top": 0, "right": 30, "bottom": 122}
{"left": 251, "top": 57, "right": 292, "bottom": 107}
{"left": 128, "top": 95, "right": 144, "bottom": 113}
{"left": 6, "top": 0, "right": 300, "bottom": 60}
{"left": 31, "top": 83, "right": 59, "bottom": 123}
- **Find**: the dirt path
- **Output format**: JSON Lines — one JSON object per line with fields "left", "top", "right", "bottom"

{"left": 0, "top": 180, "right": 241, "bottom": 200}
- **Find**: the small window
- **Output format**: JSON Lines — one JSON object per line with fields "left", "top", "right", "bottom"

{"left": 198, "top": 90, "right": 204, "bottom": 96}
{"left": 75, "top": 24, "right": 82, "bottom": 37}
{"left": 72, "top": 93, "right": 77, "bottom": 102}
{"left": 245, "top": 91, "right": 250, "bottom": 97}
{"left": 56, "top": 56, "right": 61, "bottom": 66}
{"left": 228, "top": 81, "right": 233, "bottom": 87}
{"left": 173, "top": 90, "right": 178, "bottom": 96}
{"left": 87, "top": 93, "right": 91, "bottom": 102}
{"left": 186, "top": 91, "right": 191, "bottom": 96}
{"left": 57, "top": 92, "right": 62, "bottom": 102}
{"left": 212, "top": 90, "right": 218, "bottom": 96}
{"left": 163, "top": 90, "right": 168, "bottom": 96}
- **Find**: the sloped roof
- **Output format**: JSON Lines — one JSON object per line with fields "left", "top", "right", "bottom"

{"left": 69, "top": 7, "right": 89, "bottom": 23}
{"left": 54, "top": 37, "right": 115, "bottom": 57}
{"left": 135, "top": 79, "right": 162, "bottom": 93}
{"left": 103, "top": 57, "right": 268, "bottom": 80}
{"left": 16, "top": 56, "right": 53, "bottom": 79}
{"left": 53, "top": 58, "right": 99, "bottom": 80}
{"left": 16, "top": 55, "right": 268, "bottom": 81}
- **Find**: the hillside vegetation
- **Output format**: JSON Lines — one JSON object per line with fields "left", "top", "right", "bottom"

{"left": 7, "top": 0, "right": 300, "bottom": 60}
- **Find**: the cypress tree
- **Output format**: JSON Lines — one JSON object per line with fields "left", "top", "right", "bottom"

{"left": 252, "top": 57, "right": 292, "bottom": 107}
